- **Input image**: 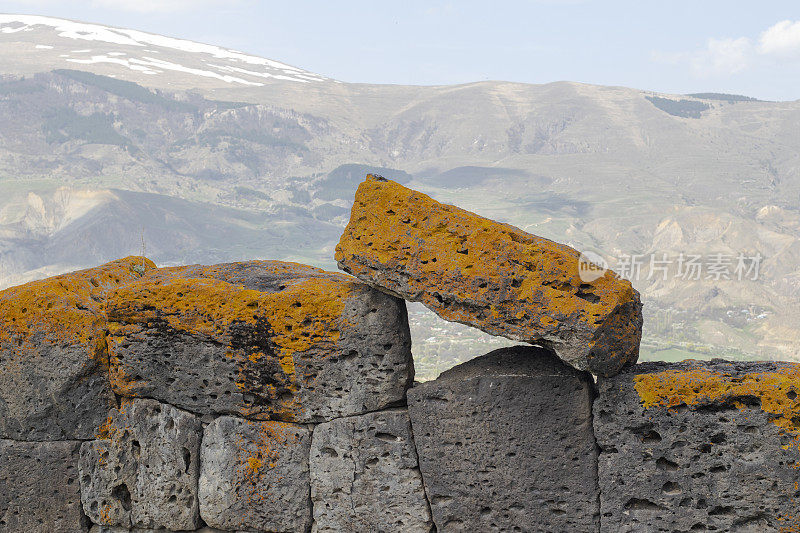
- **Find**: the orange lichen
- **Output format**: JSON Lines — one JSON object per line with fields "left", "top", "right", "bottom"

{"left": 334, "top": 175, "right": 641, "bottom": 374}
{"left": 0, "top": 256, "right": 155, "bottom": 361}
{"left": 634, "top": 364, "right": 800, "bottom": 448}
{"left": 107, "top": 264, "right": 355, "bottom": 419}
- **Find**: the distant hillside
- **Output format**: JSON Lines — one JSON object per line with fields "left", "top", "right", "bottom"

{"left": 1, "top": 14, "right": 800, "bottom": 377}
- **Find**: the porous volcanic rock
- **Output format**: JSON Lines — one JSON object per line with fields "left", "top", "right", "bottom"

{"left": 335, "top": 175, "right": 642, "bottom": 376}
{"left": 0, "top": 439, "right": 87, "bottom": 532}
{"left": 0, "top": 256, "right": 154, "bottom": 440}
{"left": 106, "top": 261, "right": 413, "bottom": 422}
{"left": 199, "top": 416, "right": 312, "bottom": 532}
{"left": 407, "top": 346, "right": 599, "bottom": 532}
{"left": 310, "top": 409, "right": 433, "bottom": 532}
{"left": 595, "top": 359, "right": 800, "bottom": 533}
{"left": 79, "top": 399, "right": 202, "bottom": 531}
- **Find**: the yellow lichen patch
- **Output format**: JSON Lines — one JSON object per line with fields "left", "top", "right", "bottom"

{"left": 0, "top": 257, "right": 155, "bottom": 361}
{"left": 335, "top": 176, "right": 641, "bottom": 374}
{"left": 634, "top": 364, "right": 800, "bottom": 447}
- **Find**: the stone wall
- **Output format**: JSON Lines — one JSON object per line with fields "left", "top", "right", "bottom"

{"left": 2, "top": 178, "right": 799, "bottom": 532}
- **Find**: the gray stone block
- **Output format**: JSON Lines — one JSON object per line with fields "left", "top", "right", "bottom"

{"left": 595, "top": 359, "right": 800, "bottom": 533}
{"left": 107, "top": 261, "right": 413, "bottom": 423}
{"left": 310, "top": 409, "right": 433, "bottom": 532}
{"left": 79, "top": 399, "right": 202, "bottom": 530}
{"left": 407, "top": 346, "right": 599, "bottom": 533}
{"left": 199, "top": 416, "right": 312, "bottom": 532}
{"left": 0, "top": 439, "right": 88, "bottom": 532}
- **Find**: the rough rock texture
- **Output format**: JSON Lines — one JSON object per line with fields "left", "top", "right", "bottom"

{"left": 106, "top": 260, "right": 413, "bottom": 422}
{"left": 79, "top": 399, "right": 202, "bottom": 530}
{"left": 0, "top": 256, "right": 154, "bottom": 440}
{"left": 199, "top": 416, "right": 312, "bottom": 532}
{"left": 310, "top": 409, "right": 433, "bottom": 532}
{"left": 89, "top": 527, "right": 223, "bottom": 533}
{"left": 407, "top": 346, "right": 599, "bottom": 532}
{"left": 0, "top": 439, "right": 88, "bottom": 532}
{"left": 595, "top": 360, "right": 800, "bottom": 533}
{"left": 335, "top": 175, "right": 642, "bottom": 377}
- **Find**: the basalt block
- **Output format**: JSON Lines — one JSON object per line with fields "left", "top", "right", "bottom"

{"left": 335, "top": 175, "right": 642, "bottom": 376}
{"left": 595, "top": 360, "right": 800, "bottom": 533}
{"left": 78, "top": 398, "right": 202, "bottom": 531}
{"left": 199, "top": 416, "right": 312, "bottom": 532}
{"left": 0, "top": 439, "right": 88, "bottom": 532}
{"left": 310, "top": 409, "right": 433, "bottom": 532}
{"left": 407, "top": 346, "right": 599, "bottom": 532}
{"left": 106, "top": 261, "right": 412, "bottom": 422}
{"left": 0, "top": 256, "right": 154, "bottom": 440}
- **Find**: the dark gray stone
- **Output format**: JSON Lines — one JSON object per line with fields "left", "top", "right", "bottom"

{"left": 79, "top": 399, "right": 202, "bottom": 530}
{"left": 407, "top": 346, "right": 599, "bottom": 533}
{"left": 0, "top": 439, "right": 88, "bottom": 532}
{"left": 595, "top": 359, "right": 800, "bottom": 533}
{"left": 199, "top": 416, "right": 312, "bottom": 532}
{"left": 310, "top": 409, "right": 433, "bottom": 532}
{"left": 106, "top": 261, "right": 413, "bottom": 423}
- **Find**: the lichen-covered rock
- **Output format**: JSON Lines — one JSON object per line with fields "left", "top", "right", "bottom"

{"left": 199, "top": 416, "right": 312, "bottom": 532}
{"left": 310, "top": 409, "right": 433, "bottom": 532}
{"left": 407, "top": 346, "right": 599, "bottom": 532}
{"left": 335, "top": 175, "right": 642, "bottom": 376}
{"left": 106, "top": 260, "right": 413, "bottom": 422}
{"left": 595, "top": 359, "right": 800, "bottom": 533}
{"left": 0, "top": 439, "right": 88, "bottom": 532}
{"left": 89, "top": 527, "right": 224, "bottom": 533}
{"left": 0, "top": 257, "right": 154, "bottom": 440}
{"left": 79, "top": 399, "right": 202, "bottom": 531}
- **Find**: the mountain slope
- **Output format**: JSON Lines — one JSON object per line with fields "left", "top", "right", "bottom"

{"left": 1, "top": 14, "right": 800, "bottom": 375}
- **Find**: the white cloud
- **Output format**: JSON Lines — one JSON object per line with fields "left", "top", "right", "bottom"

{"left": 759, "top": 19, "right": 800, "bottom": 57}
{"left": 690, "top": 37, "right": 752, "bottom": 77}
{"left": 654, "top": 19, "right": 800, "bottom": 78}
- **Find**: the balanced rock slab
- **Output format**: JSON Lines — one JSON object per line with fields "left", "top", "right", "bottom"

{"left": 79, "top": 398, "right": 202, "bottom": 531}
{"left": 0, "top": 439, "right": 87, "bottom": 532}
{"left": 407, "top": 346, "right": 599, "bottom": 532}
{"left": 0, "top": 256, "right": 154, "bottom": 440}
{"left": 199, "top": 416, "right": 312, "bottom": 532}
{"left": 310, "top": 409, "right": 433, "bottom": 532}
{"left": 595, "top": 360, "right": 800, "bottom": 533}
{"left": 335, "top": 175, "right": 642, "bottom": 376}
{"left": 106, "top": 260, "right": 412, "bottom": 422}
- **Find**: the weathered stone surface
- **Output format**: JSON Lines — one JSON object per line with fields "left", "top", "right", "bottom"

{"left": 335, "top": 175, "right": 642, "bottom": 376}
{"left": 89, "top": 527, "right": 224, "bottom": 533}
{"left": 79, "top": 398, "right": 202, "bottom": 530}
{"left": 407, "top": 346, "right": 599, "bottom": 532}
{"left": 0, "top": 439, "right": 87, "bottom": 532}
{"left": 0, "top": 256, "right": 154, "bottom": 440}
{"left": 106, "top": 260, "right": 413, "bottom": 422}
{"left": 199, "top": 416, "right": 312, "bottom": 532}
{"left": 595, "top": 359, "right": 800, "bottom": 533}
{"left": 310, "top": 409, "right": 433, "bottom": 532}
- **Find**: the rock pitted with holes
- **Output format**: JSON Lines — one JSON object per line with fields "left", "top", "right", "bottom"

{"left": 0, "top": 256, "right": 155, "bottom": 440}
{"left": 78, "top": 398, "right": 203, "bottom": 531}
{"left": 105, "top": 260, "right": 413, "bottom": 423}
{"left": 407, "top": 346, "right": 599, "bottom": 532}
{"left": 594, "top": 359, "right": 800, "bottom": 533}
{"left": 335, "top": 175, "right": 642, "bottom": 377}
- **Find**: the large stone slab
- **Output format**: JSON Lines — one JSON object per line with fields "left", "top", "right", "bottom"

{"left": 0, "top": 439, "right": 87, "bottom": 532}
{"left": 106, "top": 260, "right": 413, "bottom": 422}
{"left": 79, "top": 398, "right": 202, "bottom": 530}
{"left": 595, "top": 359, "right": 800, "bottom": 533}
{"left": 310, "top": 409, "right": 433, "bottom": 532}
{"left": 407, "top": 346, "right": 599, "bottom": 532}
{"left": 335, "top": 175, "right": 642, "bottom": 376}
{"left": 0, "top": 256, "right": 154, "bottom": 440}
{"left": 199, "top": 416, "right": 312, "bottom": 532}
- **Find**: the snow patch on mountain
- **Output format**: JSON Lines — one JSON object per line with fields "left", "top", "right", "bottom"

{"left": 0, "top": 14, "right": 327, "bottom": 85}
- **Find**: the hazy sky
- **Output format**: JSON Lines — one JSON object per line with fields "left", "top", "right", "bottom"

{"left": 1, "top": 1, "right": 800, "bottom": 100}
